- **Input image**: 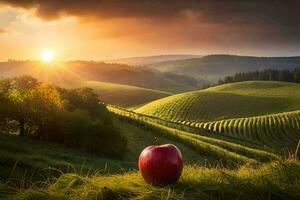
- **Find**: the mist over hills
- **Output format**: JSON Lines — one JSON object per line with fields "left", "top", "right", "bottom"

{"left": 107, "top": 54, "right": 201, "bottom": 66}
{"left": 2, "top": 54, "right": 300, "bottom": 93}
{"left": 145, "top": 55, "right": 300, "bottom": 83}
{"left": 0, "top": 60, "right": 198, "bottom": 93}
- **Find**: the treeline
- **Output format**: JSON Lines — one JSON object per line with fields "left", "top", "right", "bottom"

{"left": 0, "top": 76, "right": 126, "bottom": 157}
{"left": 219, "top": 68, "right": 300, "bottom": 84}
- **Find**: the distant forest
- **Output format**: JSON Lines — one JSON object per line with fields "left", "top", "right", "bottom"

{"left": 218, "top": 68, "right": 300, "bottom": 85}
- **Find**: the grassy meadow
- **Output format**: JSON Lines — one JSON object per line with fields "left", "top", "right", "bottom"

{"left": 2, "top": 159, "right": 299, "bottom": 200}
{"left": 0, "top": 118, "right": 208, "bottom": 180}
{"left": 75, "top": 81, "right": 172, "bottom": 107}
{"left": 1, "top": 117, "right": 299, "bottom": 199}
{"left": 1, "top": 76, "right": 300, "bottom": 200}
{"left": 135, "top": 81, "right": 300, "bottom": 122}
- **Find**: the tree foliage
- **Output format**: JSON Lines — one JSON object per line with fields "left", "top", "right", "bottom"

{"left": 0, "top": 76, "right": 126, "bottom": 157}
{"left": 218, "top": 68, "right": 300, "bottom": 85}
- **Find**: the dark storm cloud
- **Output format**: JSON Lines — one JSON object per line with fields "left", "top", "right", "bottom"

{"left": 1, "top": 0, "right": 300, "bottom": 45}
{"left": 0, "top": 0, "right": 299, "bottom": 23}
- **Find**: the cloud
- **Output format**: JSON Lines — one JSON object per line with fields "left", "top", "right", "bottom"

{"left": 0, "top": 1, "right": 298, "bottom": 23}
{"left": 1, "top": 1, "right": 299, "bottom": 35}
{"left": 1, "top": 0, "right": 300, "bottom": 54}
{"left": 0, "top": 27, "right": 9, "bottom": 33}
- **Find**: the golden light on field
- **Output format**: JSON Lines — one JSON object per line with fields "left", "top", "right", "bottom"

{"left": 41, "top": 49, "right": 55, "bottom": 63}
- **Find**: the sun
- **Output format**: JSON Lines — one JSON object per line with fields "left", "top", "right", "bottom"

{"left": 41, "top": 49, "right": 55, "bottom": 63}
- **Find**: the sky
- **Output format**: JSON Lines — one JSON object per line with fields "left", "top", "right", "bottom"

{"left": 0, "top": 0, "right": 300, "bottom": 61}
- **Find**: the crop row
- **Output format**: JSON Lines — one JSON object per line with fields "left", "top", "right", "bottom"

{"left": 108, "top": 106, "right": 278, "bottom": 164}
{"left": 188, "top": 110, "right": 300, "bottom": 145}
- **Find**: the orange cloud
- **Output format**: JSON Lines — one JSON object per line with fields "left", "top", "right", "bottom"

{"left": 0, "top": 27, "right": 9, "bottom": 33}
{"left": 0, "top": 0, "right": 300, "bottom": 60}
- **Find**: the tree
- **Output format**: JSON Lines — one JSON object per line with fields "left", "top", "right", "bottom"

{"left": 218, "top": 68, "right": 300, "bottom": 85}
{"left": 8, "top": 76, "right": 40, "bottom": 136}
{"left": 0, "top": 76, "right": 127, "bottom": 157}
{"left": 24, "top": 84, "right": 65, "bottom": 139}
{"left": 0, "top": 76, "right": 40, "bottom": 136}
{"left": 293, "top": 68, "right": 300, "bottom": 83}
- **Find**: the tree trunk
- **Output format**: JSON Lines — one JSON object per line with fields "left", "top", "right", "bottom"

{"left": 19, "top": 119, "right": 25, "bottom": 136}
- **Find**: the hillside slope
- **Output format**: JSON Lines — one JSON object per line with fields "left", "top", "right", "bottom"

{"left": 205, "top": 80, "right": 300, "bottom": 97}
{"left": 0, "top": 61, "right": 197, "bottom": 93}
{"left": 75, "top": 81, "right": 172, "bottom": 107}
{"left": 107, "top": 54, "right": 201, "bottom": 66}
{"left": 146, "top": 55, "right": 300, "bottom": 82}
{"left": 1, "top": 109, "right": 297, "bottom": 200}
{"left": 3, "top": 160, "right": 299, "bottom": 200}
{"left": 135, "top": 81, "right": 300, "bottom": 122}
{"left": 0, "top": 118, "right": 206, "bottom": 181}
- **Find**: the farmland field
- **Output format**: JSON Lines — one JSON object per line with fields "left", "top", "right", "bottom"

{"left": 135, "top": 81, "right": 300, "bottom": 122}
{"left": 133, "top": 81, "right": 300, "bottom": 147}
{"left": 1, "top": 77, "right": 300, "bottom": 200}
{"left": 75, "top": 81, "right": 172, "bottom": 107}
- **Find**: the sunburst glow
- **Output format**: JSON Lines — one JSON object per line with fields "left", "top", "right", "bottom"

{"left": 41, "top": 49, "right": 55, "bottom": 63}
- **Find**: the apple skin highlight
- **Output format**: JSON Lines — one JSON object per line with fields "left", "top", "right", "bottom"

{"left": 138, "top": 144, "right": 183, "bottom": 185}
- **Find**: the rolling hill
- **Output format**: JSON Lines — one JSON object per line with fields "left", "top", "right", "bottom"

{"left": 2, "top": 122, "right": 299, "bottom": 200}
{"left": 75, "top": 81, "right": 172, "bottom": 107}
{"left": 0, "top": 61, "right": 197, "bottom": 93}
{"left": 134, "top": 81, "right": 300, "bottom": 145}
{"left": 146, "top": 55, "right": 300, "bottom": 82}
{"left": 3, "top": 114, "right": 296, "bottom": 200}
{"left": 0, "top": 118, "right": 206, "bottom": 181}
{"left": 107, "top": 54, "right": 201, "bottom": 66}
{"left": 1, "top": 80, "right": 299, "bottom": 200}
{"left": 135, "top": 81, "right": 300, "bottom": 122}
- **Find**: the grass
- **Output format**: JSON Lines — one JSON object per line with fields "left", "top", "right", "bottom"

{"left": 0, "top": 118, "right": 209, "bottom": 182}
{"left": 133, "top": 81, "right": 300, "bottom": 146}
{"left": 205, "top": 81, "right": 300, "bottom": 98}
{"left": 1, "top": 105, "right": 299, "bottom": 199}
{"left": 109, "top": 106, "right": 279, "bottom": 164}
{"left": 195, "top": 110, "right": 300, "bottom": 148}
{"left": 135, "top": 81, "right": 300, "bottom": 122}
{"left": 2, "top": 159, "right": 299, "bottom": 199}
{"left": 1, "top": 81, "right": 300, "bottom": 199}
{"left": 74, "top": 81, "right": 172, "bottom": 107}
{"left": 0, "top": 134, "right": 126, "bottom": 182}
{"left": 114, "top": 118, "right": 212, "bottom": 166}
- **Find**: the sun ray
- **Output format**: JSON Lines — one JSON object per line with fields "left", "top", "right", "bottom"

{"left": 41, "top": 49, "right": 55, "bottom": 63}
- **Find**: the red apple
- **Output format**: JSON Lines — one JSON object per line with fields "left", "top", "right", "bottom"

{"left": 138, "top": 144, "right": 183, "bottom": 185}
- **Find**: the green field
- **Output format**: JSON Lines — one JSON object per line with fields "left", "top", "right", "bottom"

{"left": 2, "top": 159, "right": 299, "bottom": 200}
{"left": 1, "top": 79, "right": 300, "bottom": 199}
{"left": 0, "top": 118, "right": 207, "bottom": 181}
{"left": 75, "top": 81, "right": 172, "bottom": 107}
{"left": 109, "top": 106, "right": 279, "bottom": 162}
{"left": 194, "top": 110, "right": 300, "bottom": 146}
{"left": 1, "top": 117, "right": 299, "bottom": 200}
{"left": 135, "top": 81, "right": 300, "bottom": 122}
{"left": 134, "top": 81, "right": 300, "bottom": 146}
{"left": 205, "top": 81, "right": 300, "bottom": 97}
